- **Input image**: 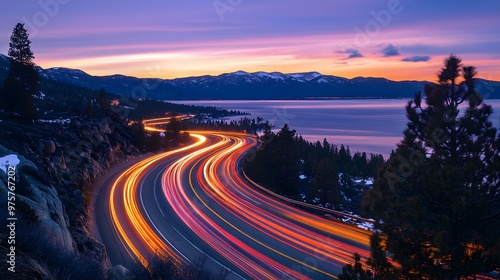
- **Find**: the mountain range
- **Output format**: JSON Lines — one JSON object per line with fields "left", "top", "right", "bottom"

{"left": 1, "top": 54, "right": 499, "bottom": 100}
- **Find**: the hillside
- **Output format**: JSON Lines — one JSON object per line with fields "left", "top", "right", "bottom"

{"left": 2, "top": 54, "right": 499, "bottom": 100}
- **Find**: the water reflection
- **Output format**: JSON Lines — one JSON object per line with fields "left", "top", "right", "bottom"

{"left": 173, "top": 100, "right": 500, "bottom": 158}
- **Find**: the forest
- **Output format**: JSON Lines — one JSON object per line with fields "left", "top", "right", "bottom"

{"left": 244, "top": 123, "right": 385, "bottom": 212}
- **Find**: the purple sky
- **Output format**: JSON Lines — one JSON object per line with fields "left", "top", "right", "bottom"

{"left": 1, "top": 0, "right": 499, "bottom": 81}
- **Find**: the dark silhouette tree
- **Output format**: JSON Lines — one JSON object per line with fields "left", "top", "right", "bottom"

{"left": 338, "top": 144, "right": 352, "bottom": 174}
{"left": 0, "top": 23, "right": 38, "bottom": 121}
{"left": 85, "top": 99, "right": 93, "bottom": 117}
{"left": 135, "top": 122, "right": 147, "bottom": 152}
{"left": 338, "top": 253, "right": 373, "bottom": 280}
{"left": 366, "top": 232, "right": 400, "bottom": 280}
{"left": 310, "top": 157, "right": 340, "bottom": 207}
{"left": 8, "top": 23, "right": 35, "bottom": 65}
{"left": 96, "top": 88, "right": 110, "bottom": 116}
{"left": 362, "top": 55, "right": 500, "bottom": 279}
{"left": 245, "top": 123, "right": 300, "bottom": 196}
{"left": 270, "top": 123, "right": 300, "bottom": 196}
{"left": 339, "top": 233, "right": 400, "bottom": 280}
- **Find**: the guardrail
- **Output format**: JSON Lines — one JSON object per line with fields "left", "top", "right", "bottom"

{"left": 241, "top": 165, "right": 374, "bottom": 225}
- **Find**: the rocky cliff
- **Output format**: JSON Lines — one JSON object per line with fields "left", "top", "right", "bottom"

{"left": 0, "top": 116, "right": 138, "bottom": 279}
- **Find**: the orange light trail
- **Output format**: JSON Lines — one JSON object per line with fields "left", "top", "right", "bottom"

{"left": 106, "top": 126, "right": 373, "bottom": 279}
{"left": 142, "top": 114, "right": 193, "bottom": 132}
{"left": 108, "top": 134, "right": 206, "bottom": 267}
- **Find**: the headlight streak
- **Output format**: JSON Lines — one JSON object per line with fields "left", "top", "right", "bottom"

{"left": 194, "top": 135, "right": 370, "bottom": 278}
{"left": 108, "top": 128, "right": 372, "bottom": 279}
{"left": 108, "top": 134, "right": 206, "bottom": 268}
{"left": 162, "top": 135, "right": 280, "bottom": 279}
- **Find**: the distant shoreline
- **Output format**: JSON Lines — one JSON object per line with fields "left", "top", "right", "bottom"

{"left": 166, "top": 97, "right": 500, "bottom": 101}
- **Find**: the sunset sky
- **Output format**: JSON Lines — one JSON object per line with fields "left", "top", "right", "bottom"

{"left": 1, "top": 0, "right": 499, "bottom": 81}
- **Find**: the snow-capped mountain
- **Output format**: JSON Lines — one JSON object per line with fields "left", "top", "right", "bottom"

{"left": 1, "top": 54, "right": 499, "bottom": 100}
{"left": 35, "top": 67, "right": 428, "bottom": 100}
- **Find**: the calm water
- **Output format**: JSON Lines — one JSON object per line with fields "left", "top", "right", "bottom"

{"left": 175, "top": 99, "right": 500, "bottom": 158}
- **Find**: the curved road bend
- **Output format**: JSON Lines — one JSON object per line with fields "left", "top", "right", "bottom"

{"left": 96, "top": 132, "right": 371, "bottom": 279}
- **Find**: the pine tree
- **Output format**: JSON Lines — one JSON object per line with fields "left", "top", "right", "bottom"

{"left": 310, "top": 157, "right": 340, "bottom": 207}
{"left": 362, "top": 55, "right": 500, "bottom": 278}
{"left": 366, "top": 233, "right": 399, "bottom": 280}
{"left": 8, "top": 23, "right": 35, "bottom": 65}
{"left": 96, "top": 88, "right": 110, "bottom": 116}
{"left": 0, "top": 23, "right": 38, "bottom": 121}
{"left": 270, "top": 124, "right": 300, "bottom": 196}
{"left": 136, "top": 122, "right": 147, "bottom": 152}
{"left": 338, "top": 253, "right": 373, "bottom": 280}
{"left": 85, "top": 99, "right": 93, "bottom": 117}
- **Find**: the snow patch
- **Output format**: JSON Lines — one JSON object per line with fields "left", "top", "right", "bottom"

{"left": 353, "top": 177, "right": 374, "bottom": 185}
{"left": 289, "top": 72, "right": 322, "bottom": 82}
{"left": 234, "top": 70, "right": 248, "bottom": 76}
{"left": 34, "top": 92, "right": 46, "bottom": 100}
{"left": 357, "top": 221, "right": 374, "bottom": 231}
{"left": 0, "top": 154, "right": 20, "bottom": 173}
{"left": 255, "top": 72, "right": 285, "bottom": 81}
{"left": 38, "top": 118, "right": 71, "bottom": 125}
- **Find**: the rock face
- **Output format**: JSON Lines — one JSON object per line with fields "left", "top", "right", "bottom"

{"left": 0, "top": 116, "right": 138, "bottom": 278}
{"left": 0, "top": 145, "right": 75, "bottom": 275}
{"left": 0, "top": 146, "right": 74, "bottom": 250}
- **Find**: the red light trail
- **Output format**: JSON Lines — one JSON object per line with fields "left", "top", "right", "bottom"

{"left": 101, "top": 130, "right": 371, "bottom": 279}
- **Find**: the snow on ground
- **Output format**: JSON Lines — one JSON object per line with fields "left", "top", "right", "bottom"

{"left": 34, "top": 92, "right": 46, "bottom": 100}
{"left": 353, "top": 177, "right": 374, "bottom": 185}
{"left": 38, "top": 118, "right": 71, "bottom": 125}
{"left": 0, "top": 154, "right": 20, "bottom": 173}
{"left": 357, "top": 221, "right": 375, "bottom": 231}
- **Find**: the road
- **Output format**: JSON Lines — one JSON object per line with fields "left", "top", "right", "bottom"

{"left": 95, "top": 131, "right": 371, "bottom": 279}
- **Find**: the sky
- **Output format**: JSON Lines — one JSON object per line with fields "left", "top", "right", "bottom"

{"left": 0, "top": 0, "right": 499, "bottom": 81}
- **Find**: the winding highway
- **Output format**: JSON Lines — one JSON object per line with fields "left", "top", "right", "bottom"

{"left": 95, "top": 131, "right": 371, "bottom": 279}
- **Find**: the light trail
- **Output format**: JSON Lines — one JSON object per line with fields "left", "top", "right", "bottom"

{"left": 141, "top": 114, "right": 193, "bottom": 132}
{"left": 103, "top": 128, "right": 372, "bottom": 279}
{"left": 108, "top": 134, "right": 206, "bottom": 268}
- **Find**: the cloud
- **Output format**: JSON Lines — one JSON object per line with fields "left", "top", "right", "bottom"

{"left": 338, "top": 48, "right": 363, "bottom": 59}
{"left": 381, "top": 44, "right": 400, "bottom": 57}
{"left": 401, "top": 55, "right": 431, "bottom": 62}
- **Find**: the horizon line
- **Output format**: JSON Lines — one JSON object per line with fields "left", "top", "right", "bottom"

{"left": 1, "top": 53, "right": 499, "bottom": 83}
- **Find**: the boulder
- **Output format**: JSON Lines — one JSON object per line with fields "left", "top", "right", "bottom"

{"left": 43, "top": 140, "right": 56, "bottom": 155}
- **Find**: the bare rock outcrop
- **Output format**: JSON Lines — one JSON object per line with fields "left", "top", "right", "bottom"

{"left": 0, "top": 145, "right": 75, "bottom": 253}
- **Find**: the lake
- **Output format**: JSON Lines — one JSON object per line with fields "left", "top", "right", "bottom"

{"left": 174, "top": 99, "right": 500, "bottom": 158}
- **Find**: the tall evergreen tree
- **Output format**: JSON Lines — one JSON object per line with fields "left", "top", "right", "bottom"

{"left": 270, "top": 124, "right": 300, "bottom": 196}
{"left": 8, "top": 23, "right": 35, "bottom": 65}
{"left": 362, "top": 55, "right": 500, "bottom": 279}
{"left": 0, "top": 23, "right": 38, "bottom": 120}
{"left": 96, "top": 88, "right": 110, "bottom": 116}
{"left": 136, "top": 122, "right": 147, "bottom": 152}
{"left": 310, "top": 157, "right": 340, "bottom": 207}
